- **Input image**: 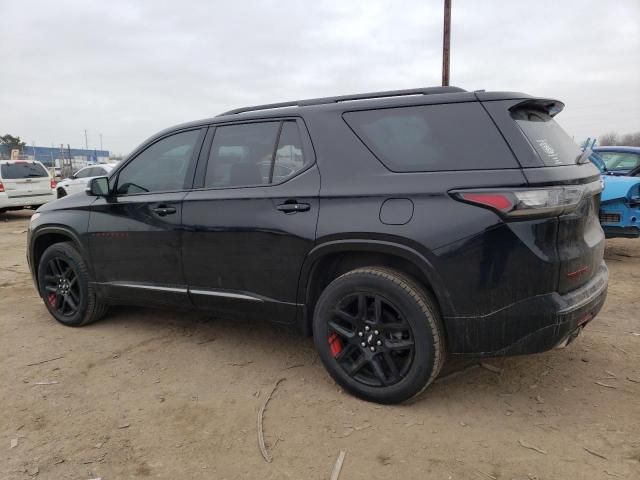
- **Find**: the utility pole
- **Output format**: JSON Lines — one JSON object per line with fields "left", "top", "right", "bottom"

{"left": 84, "top": 129, "right": 89, "bottom": 165}
{"left": 99, "top": 133, "right": 103, "bottom": 151}
{"left": 442, "top": 0, "right": 452, "bottom": 87}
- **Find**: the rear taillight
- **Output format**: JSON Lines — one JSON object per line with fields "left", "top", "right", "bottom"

{"left": 50, "top": 178, "right": 57, "bottom": 189}
{"left": 0, "top": 181, "right": 4, "bottom": 192}
{"left": 452, "top": 184, "right": 599, "bottom": 219}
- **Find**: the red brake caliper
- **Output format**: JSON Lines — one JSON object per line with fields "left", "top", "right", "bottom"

{"left": 328, "top": 332, "right": 343, "bottom": 358}
{"left": 48, "top": 292, "right": 57, "bottom": 307}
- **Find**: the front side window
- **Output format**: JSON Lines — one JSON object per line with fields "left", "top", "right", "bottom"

{"left": 116, "top": 130, "right": 200, "bottom": 195}
{"left": 599, "top": 152, "right": 640, "bottom": 172}
{"left": 204, "top": 121, "right": 308, "bottom": 188}
{"left": 75, "top": 168, "right": 92, "bottom": 179}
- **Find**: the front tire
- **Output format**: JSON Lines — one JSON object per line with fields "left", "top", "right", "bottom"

{"left": 313, "top": 267, "right": 445, "bottom": 404}
{"left": 37, "top": 242, "right": 107, "bottom": 326}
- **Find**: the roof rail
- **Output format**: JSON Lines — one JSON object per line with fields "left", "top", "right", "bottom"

{"left": 217, "top": 86, "right": 466, "bottom": 116}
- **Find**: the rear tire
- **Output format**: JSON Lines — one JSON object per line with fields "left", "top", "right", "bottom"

{"left": 37, "top": 242, "right": 107, "bottom": 326}
{"left": 313, "top": 267, "right": 445, "bottom": 404}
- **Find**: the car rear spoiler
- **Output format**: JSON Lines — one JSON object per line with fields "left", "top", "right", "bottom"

{"left": 509, "top": 98, "right": 565, "bottom": 117}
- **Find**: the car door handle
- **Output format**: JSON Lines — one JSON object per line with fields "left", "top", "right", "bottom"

{"left": 276, "top": 202, "right": 311, "bottom": 213}
{"left": 151, "top": 205, "right": 177, "bottom": 216}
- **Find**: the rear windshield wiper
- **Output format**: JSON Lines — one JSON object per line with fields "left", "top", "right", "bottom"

{"left": 576, "top": 147, "right": 592, "bottom": 165}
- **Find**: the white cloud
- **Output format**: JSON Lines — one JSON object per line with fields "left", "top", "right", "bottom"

{"left": 0, "top": 0, "right": 638, "bottom": 154}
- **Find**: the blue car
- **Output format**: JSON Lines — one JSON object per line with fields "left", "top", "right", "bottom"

{"left": 589, "top": 150, "right": 640, "bottom": 238}
{"left": 593, "top": 146, "right": 640, "bottom": 177}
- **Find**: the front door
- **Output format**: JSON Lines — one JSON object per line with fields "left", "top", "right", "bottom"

{"left": 182, "top": 119, "right": 319, "bottom": 323}
{"left": 67, "top": 167, "right": 94, "bottom": 195}
{"left": 88, "top": 128, "right": 204, "bottom": 307}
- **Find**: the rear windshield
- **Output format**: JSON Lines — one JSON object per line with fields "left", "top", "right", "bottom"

{"left": 0, "top": 162, "right": 48, "bottom": 179}
{"left": 343, "top": 103, "right": 517, "bottom": 172}
{"left": 511, "top": 109, "right": 580, "bottom": 166}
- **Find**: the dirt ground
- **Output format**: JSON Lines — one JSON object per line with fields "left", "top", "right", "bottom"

{"left": 1, "top": 209, "right": 638, "bottom": 480}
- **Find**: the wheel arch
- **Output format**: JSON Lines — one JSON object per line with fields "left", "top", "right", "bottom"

{"left": 30, "top": 226, "right": 90, "bottom": 287}
{"left": 297, "top": 239, "right": 452, "bottom": 337}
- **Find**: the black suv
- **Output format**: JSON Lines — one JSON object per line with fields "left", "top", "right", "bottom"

{"left": 27, "top": 87, "right": 608, "bottom": 404}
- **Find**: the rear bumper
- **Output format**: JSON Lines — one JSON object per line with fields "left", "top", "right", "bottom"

{"left": 603, "top": 225, "right": 640, "bottom": 239}
{"left": 0, "top": 192, "right": 56, "bottom": 209}
{"left": 445, "top": 262, "right": 608, "bottom": 357}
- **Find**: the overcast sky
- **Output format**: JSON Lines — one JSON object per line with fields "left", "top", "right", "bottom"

{"left": 1, "top": 0, "right": 638, "bottom": 155}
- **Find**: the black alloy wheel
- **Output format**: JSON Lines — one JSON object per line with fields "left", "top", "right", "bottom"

{"left": 37, "top": 242, "right": 107, "bottom": 326}
{"left": 327, "top": 292, "right": 414, "bottom": 387}
{"left": 313, "top": 267, "right": 445, "bottom": 404}
{"left": 43, "top": 256, "right": 81, "bottom": 317}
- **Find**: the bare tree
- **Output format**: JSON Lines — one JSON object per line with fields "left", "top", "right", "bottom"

{"left": 598, "top": 132, "right": 619, "bottom": 146}
{"left": 620, "top": 132, "right": 640, "bottom": 147}
{"left": 598, "top": 131, "right": 640, "bottom": 147}
{"left": 621, "top": 133, "right": 634, "bottom": 145}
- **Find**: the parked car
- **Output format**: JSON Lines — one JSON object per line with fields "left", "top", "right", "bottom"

{"left": 588, "top": 151, "right": 640, "bottom": 238}
{"left": 0, "top": 160, "right": 56, "bottom": 213}
{"left": 593, "top": 146, "right": 640, "bottom": 176}
{"left": 56, "top": 164, "right": 116, "bottom": 198}
{"left": 27, "top": 87, "right": 608, "bottom": 404}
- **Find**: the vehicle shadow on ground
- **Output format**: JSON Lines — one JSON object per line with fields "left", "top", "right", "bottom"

{"left": 0, "top": 210, "right": 36, "bottom": 223}
{"left": 92, "top": 305, "right": 564, "bottom": 406}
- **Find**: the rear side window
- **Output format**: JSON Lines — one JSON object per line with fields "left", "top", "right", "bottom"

{"left": 205, "top": 121, "right": 308, "bottom": 188}
{"left": 343, "top": 103, "right": 515, "bottom": 172}
{"left": 273, "top": 122, "right": 306, "bottom": 183}
{"left": 0, "top": 162, "right": 48, "bottom": 179}
{"left": 511, "top": 109, "right": 580, "bottom": 166}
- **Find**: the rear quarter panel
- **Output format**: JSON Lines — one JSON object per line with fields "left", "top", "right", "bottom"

{"left": 304, "top": 107, "right": 560, "bottom": 318}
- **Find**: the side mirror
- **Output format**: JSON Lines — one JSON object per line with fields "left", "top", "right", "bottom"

{"left": 86, "top": 176, "right": 110, "bottom": 196}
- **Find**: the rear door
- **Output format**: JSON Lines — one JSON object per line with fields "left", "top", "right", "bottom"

{"left": 482, "top": 97, "right": 605, "bottom": 293}
{"left": 182, "top": 119, "right": 320, "bottom": 323}
{"left": 0, "top": 161, "right": 51, "bottom": 198}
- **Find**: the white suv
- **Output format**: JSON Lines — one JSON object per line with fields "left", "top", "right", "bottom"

{"left": 56, "top": 164, "right": 115, "bottom": 198}
{"left": 0, "top": 160, "right": 56, "bottom": 213}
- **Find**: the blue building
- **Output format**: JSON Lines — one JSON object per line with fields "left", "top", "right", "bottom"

{"left": 0, "top": 145, "right": 110, "bottom": 166}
